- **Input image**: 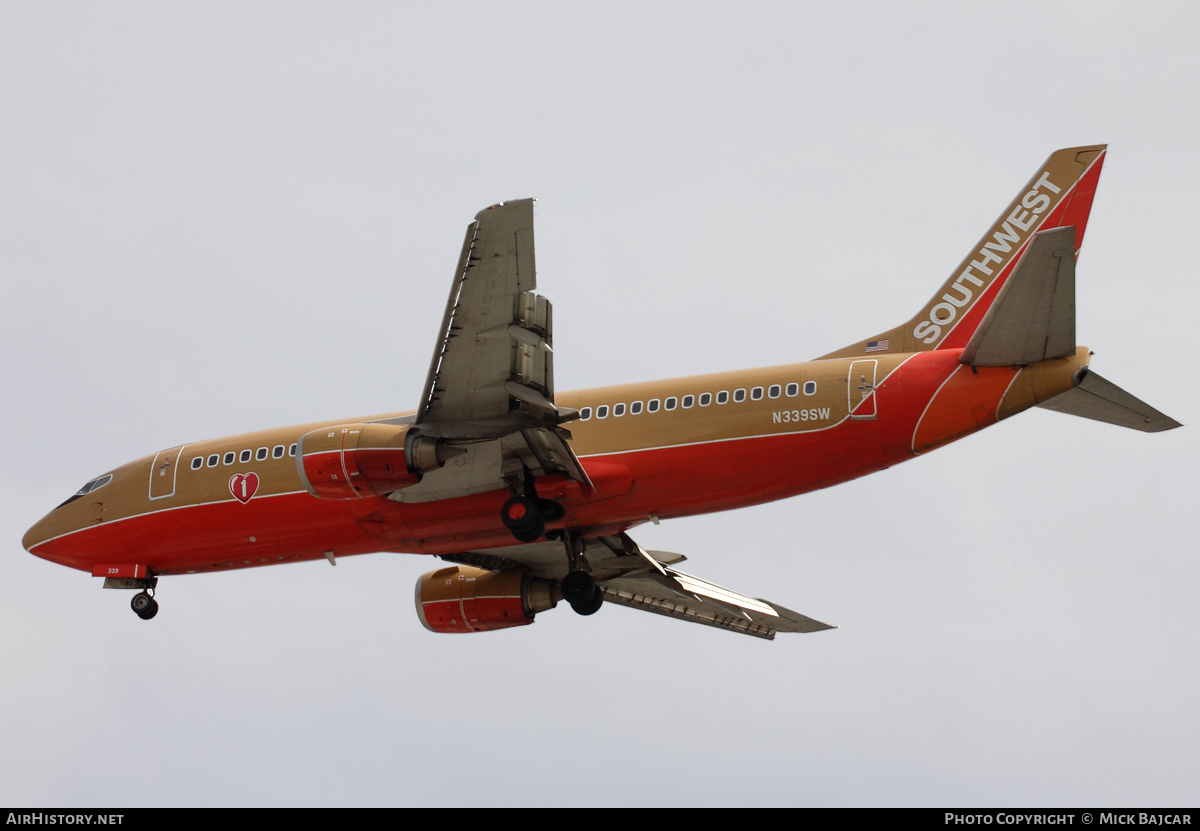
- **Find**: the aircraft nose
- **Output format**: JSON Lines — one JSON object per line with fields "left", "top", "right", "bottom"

{"left": 22, "top": 514, "right": 56, "bottom": 553}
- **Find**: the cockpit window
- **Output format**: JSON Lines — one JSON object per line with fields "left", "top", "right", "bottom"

{"left": 75, "top": 474, "right": 113, "bottom": 496}
{"left": 57, "top": 474, "right": 113, "bottom": 508}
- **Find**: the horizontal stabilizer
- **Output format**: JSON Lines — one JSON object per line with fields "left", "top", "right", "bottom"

{"left": 1038, "top": 370, "right": 1181, "bottom": 432}
{"left": 961, "top": 226, "right": 1076, "bottom": 366}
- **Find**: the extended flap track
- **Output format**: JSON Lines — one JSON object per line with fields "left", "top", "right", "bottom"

{"left": 511, "top": 291, "right": 554, "bottom": 406}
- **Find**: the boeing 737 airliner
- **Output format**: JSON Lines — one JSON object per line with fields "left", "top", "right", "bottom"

{"left": 22, "top": 146, "right": 1180, "bottom": 639}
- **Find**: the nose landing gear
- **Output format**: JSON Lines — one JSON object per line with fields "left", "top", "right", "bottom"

{"left": 104, "top": 573, "right": 160, "bottom": 620}
{"left": 131, "top": 590, "right": 159, "bottom": 620}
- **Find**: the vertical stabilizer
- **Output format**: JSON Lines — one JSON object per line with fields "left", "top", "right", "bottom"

{"left": 822, "top": 146, "right": 1106, "bottom": 359}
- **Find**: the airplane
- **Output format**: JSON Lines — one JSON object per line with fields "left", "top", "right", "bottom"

{"left": 22, "top": 144, "right": 1181, "bottom": 640}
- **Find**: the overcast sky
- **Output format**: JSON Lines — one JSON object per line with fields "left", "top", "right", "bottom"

{"left": 2, "top": 1, "right": 1197, "bottom": 807}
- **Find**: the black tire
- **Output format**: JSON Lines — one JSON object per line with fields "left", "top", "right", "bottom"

{"left": 501, "top": 496, "right": 540, "bottom": 532}
{"left": 131, "top": 592, "right": 158, "bottom": 620}
{"left": 570, "top": 588, "right": 604, "bottom": 616}
{"left": 511, "top": 514, "right": 545, "bottom": 543}
{"left": 560, "top": 571, "right": 596, "bottom": 605}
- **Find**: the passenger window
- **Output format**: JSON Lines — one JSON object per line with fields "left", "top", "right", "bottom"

{"left": 734, "top": 388, "right": 746, "bottom": 402}
{"left": 699, "top": 392, "right": 712, "bottom": 406}
{"left": 647, "top": 399, "right": 660, "bottom": 413}
{"left": 207, "top": 454, "right": 219, "bottom": 467}
{"left": 751, "top": 387, "right": 764, "bottom": 400}
{"left": 596, "top": 405, "right": 609, "bottom": 419}
{"left": 580, "top": 407, "right": 592, "bottom": 421}
{"left": 240, "top": 450, "right": 251, "bottom": 463}
{"left": 631, "top": 401, "right": 643, "bottom": 415}
{"left": 613, "top": 403, "right": 626, "bottom": 417}
{"left": 224, "top": 452, "right": 235, "bottom": 465}
{"left": 768, "top": 385, "right": 781, "bottom": 399}
{"left": 289, "top": 444, "right": 297, "bottom": 457}
{"left": 191, "top": 457, "right": 203, "bottom": 470}
{"left": 682, "top": 395, "right": 694, "bottom": 409}
{"left": 786, "top": 383, "right": 799, "bottom": 397}
{"left": 256, "top": 447, "right": 268, "bottom": 461}
{"left": 716, "top": 391, "right": 729, "bottom": 404}
{"left": 803, "top": 381, "right": 817, "bottom": 396}
{"left": 665, "top": 397, "right": 677, "bottom": 411}
{"left": 273, "top": 445, "right": 284, "bottom": 459}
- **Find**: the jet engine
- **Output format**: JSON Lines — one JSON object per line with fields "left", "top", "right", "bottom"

{"left": 415, "top": 565, "right": 560, "bottom": 633}
{"left": 296, "top": 423, "right": 464, "bottom": 499}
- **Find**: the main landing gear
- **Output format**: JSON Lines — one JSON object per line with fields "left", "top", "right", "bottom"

{"left": 498, "top": 473, "right": 601, "bottom": 616}
{"left": 500, "top": 472, "right": 564, "bottom": 543}
{"left": 560, "top": 532, "right": 603, "bottom": 616}
{"left": 561, "top": 570, "right": 603, "bottom": 615}
{"left": 131, "top": 589, "right": 158, "bottom": 620}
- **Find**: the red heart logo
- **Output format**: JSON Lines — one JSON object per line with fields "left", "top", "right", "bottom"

{"left": 229, "top": 472, "right": 260, "bottom": 504}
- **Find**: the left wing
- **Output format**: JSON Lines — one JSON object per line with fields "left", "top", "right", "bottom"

{"left": 391, "top": 199, "right": 589, "bottom": 503}
{"left": 416, "top": 198, "right": 571, "bottom": 435}
{"left": 442, "top": 533, "right": 835, "bottom": 640}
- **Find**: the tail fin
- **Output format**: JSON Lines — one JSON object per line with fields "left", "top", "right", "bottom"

{"left": 822, "top": 145, "right": 1107, "bottom": 359}
{"left": 960, "top": 225, "right": 1076, "bottom": 366}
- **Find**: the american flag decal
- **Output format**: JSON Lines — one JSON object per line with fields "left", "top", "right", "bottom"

{"left": 865, "top": 339, "right": 889, "bottom": 353}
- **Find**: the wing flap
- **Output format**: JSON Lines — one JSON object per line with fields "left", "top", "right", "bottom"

{"left": 520, "top": 427, "right": 594, "bottom": 488}
{"left": 441, "top": 534, "right": 834, "bottom": 640}
{"left": 603, "top": 566, "right": 835, "bottom": 640}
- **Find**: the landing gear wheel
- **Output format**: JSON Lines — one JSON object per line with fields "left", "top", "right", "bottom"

{"left": 501, "top": 496, "right": 545, "bottom": 542}
{"left": 560, "top": 571, "right": 596, "bottom": 605}
{"left": 501, "top": 495, "right": 537, "bottom": 529}
{"left": 131, "top": 591, "right": 159, "bottom": 620}
{"left": 511, "top": 514, "right": 545, "bottom": 543}
{"left": 570, "top": 588, "right": 604, "bottom": 616}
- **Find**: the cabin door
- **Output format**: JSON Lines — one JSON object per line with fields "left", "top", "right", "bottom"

{"left": 848, "top": 360, "right": 878, "bottom": 420}
{"left": 149, "top": 445, "right": 184, "bottom": 500}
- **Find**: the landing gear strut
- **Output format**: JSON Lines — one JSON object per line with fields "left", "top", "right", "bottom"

{"left": 131, "top": 590, "right": 159, "bottom": 620}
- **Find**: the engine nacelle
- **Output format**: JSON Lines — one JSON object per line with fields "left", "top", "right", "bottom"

{"left": 296, "top": 423, "right": 462, "bottom": 500}
{"left": 414, "top": 565, "right": 560, "bottom": 633}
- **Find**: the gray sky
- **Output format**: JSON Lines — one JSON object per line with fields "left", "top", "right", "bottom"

{"left": 2, "top": 1, "right": 1197, "bottom": 807}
